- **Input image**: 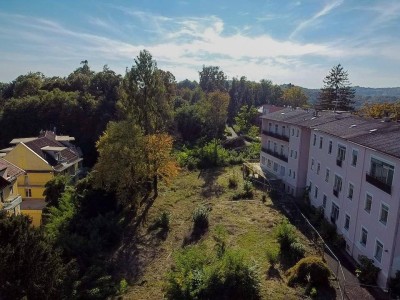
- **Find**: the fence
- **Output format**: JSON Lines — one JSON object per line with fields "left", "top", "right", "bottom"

{"left": 279, "top": 194, "right": 390, "bottom": 300}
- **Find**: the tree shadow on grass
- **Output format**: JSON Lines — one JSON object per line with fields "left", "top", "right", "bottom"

{"left": 181, "top": 226, "right": 208, "bottom": 247}
{"left": 198, "top": 168, "right": 225, "bottom": 198}
{"left": 266, "top": 266, "right": 283, "bottom": 281}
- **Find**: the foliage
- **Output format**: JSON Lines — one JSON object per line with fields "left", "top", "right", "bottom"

{"left": 276, "top": 220, "right": 297, "bottom": 252}
{"left": 286, "top": 256, "right": 331, "bottom": 287}
{"left": 281, "top": 86, "right": 308, "bottom": 108}
{"left": 43, "top": 174, "right": 70, "bottom": 207}
{"left": 200, "top": 91, "right": 230, "bottom": 140}
{"left": 0, "top": 211, "right": 67, "bottom": 300}
{"left": 199, "top": 65, "right": 228, "bottom": 93}
{"left": 356, "top": 255, "right": 380, "bottom": 285}
{"left": 228, "top": 172, "right": 239, "bottom": 189}
{"left": 317, "top": 64, "right": 355, "bottom": 111}
{"left": 232, "top": 180, "right": 254, "bottom": 200}
{"left": 309, "top": 287, "right": 318, "bottom": 298}
{"left": 192, "top": 205, "right": 210, "bottom": 233}
{"left": 165, "top": 246, "right": 261, "bottom": 300}
{"left": 266, "top": 247, "right": 280, "bottom": 268}
{"left": 358, "top": 101, "right": 400, "bottom": 120}
{"left": 213, "top": 225, "right": 228, "bottom": 258}
{"left": 152, "top": 211, "right": 171, "bottom": 231}
{"left": 234, "top": 105, "right": 259, "bottom": 134}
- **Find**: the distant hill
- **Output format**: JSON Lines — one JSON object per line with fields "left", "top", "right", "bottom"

{"left": 301, "top": 86, "right": 400, "bottom": 107}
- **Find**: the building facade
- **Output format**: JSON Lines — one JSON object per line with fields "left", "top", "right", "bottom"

{"left": 1, "top": 131, "right": 82, "bottom": 226}
{"left": 0, "top": 158, "right": 25, "bottom": 216}
{"left": 261, "top": 108, "right": 400, "bottom": 288}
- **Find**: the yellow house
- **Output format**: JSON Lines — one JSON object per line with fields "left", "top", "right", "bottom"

{"left": 1, "top": 131, "right": 82, "bottom": 226}
{"left": 0, "top": 158, "right": 25, "bottom": 216}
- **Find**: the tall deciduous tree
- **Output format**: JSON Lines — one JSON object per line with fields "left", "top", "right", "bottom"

{"left": 282, "top": 86, "right": 308, "bottom": 108}
{"left": 119, "top": 50, "right": 175, "bottom": 135}
{"left": 200, "top": 91, "right": 230, "bottom": 140}
{"left": 234, "top": 105, "right": 259, "bottom": 134}
{"left": 317, "top": 64, "right": 355, "bottom": 111}
{"left": 199, "top": 66, "right": 228, "bottom": 93}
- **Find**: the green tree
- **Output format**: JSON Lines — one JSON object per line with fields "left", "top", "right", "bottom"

{"left": 317, "top": 64, "right": 355, "bottom": 111}
{"left": 12, "top": 72, "right": 44, "bottom": 98}
{"left": 281, "top": 86, "right": 308, "bottom": 107}
{"left": 43, "top": 175, "right": 70, "bottom": 207}
{"left": 199, "top": 65, "right": 228, "bottom": 93}
{"left": 0, "top": 211, "right": 67, "bottom": 300}
{"left": 119, "top": 50, "right": 175, "bottom": 135}
{"left": 200, "top": 91, "right": 230, "bottom": 140}
{"left": 234, "top": 105, "right": 259, "bottom": 134}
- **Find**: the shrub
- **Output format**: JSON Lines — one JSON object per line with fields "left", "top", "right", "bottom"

{"left": 153, "top": 211, "right": 170, "bottom": 230}
{"left": 118, "top": 278, "right": 128, "bottom": 295}
{"left": 276, "top": 220, "right": 297, "bottom": 252}
{"left": 356, "top": 255, "right": 380, "bottom": 285}
{"left": 192, "top": 206, "right": 209, "bottom": 233}
{"left": 289, "top": 242, "right": 306, "bottom": 262}
{"left": 309, "top": 287, "right": 317, "bottom": 298}
{"left": 319, "top": 218, "right": 337, "bottom": 241}
{"left": 213, "top": 225, "right": 227, "bottom": 258}
{"left": 266, "top": 247, "right": 280, "bottom": 268}
{"left": 286, "top": 256, "right": 331, "bottom": 287}
{"left": 228, "top": 173, "right": 239, "bottom": 189}
{"left": 243, "top": 180, "right": 253, "bottom": 197}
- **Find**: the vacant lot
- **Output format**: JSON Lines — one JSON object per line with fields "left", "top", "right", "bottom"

{"left": 122, "top": 166, "right": 322, "bottom": 299}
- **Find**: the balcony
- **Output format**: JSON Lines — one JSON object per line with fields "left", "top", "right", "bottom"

{"left": 262, "top": 130, "right": 289, "bottom": 142}
{"left": 2, "top": 195, "right": 22, "bottom": 211}
{"left": 366, "top": 173, "right": 392, "bottom": 195}
{"left": 261, "top": 147, "right": 288, "bottom": 163}
{"left": 333, "top": 189, "right": 339, "bottom": 197}
{"left": 336, "top": 159, "right": 343, "bottom": 167}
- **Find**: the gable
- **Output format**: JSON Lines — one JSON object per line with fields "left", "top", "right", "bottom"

{"left": 4, "top": 143, "right": 52, "bottom": 171}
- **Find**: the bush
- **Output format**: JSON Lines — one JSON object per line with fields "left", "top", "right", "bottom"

{"left": 289, "top": 242, "right": 306, "bottom": 262}
{"left": 228, "top": 173, "right": 239, "bottom": 189}
{"left": 319, "top": 219, "right": 337, "bottom": 242}
{"left": 309, "top": 287, "right": 317, "bottom": 298}
{"left": 286, "top": 256, "right": 331, "bottom": 287}
{"left": 266, "top": 247, "right": 280, "bottom": 268}
{"left": 356, "top": 255, "right": 380, "bottom": 285}
{"left": 243, "top": 180, "right": 253, "bottom": 197}
{"left": 152, "top": 211, "right": 170, "bottom": 231}
{"left": 192, "top": 206, "right": 209, "bottom": 233}
{"left": 276, "top": 220, "right": 297, "bottom": 252}
{"left": 165, "top": 247, "right": 261, "bottom": 300}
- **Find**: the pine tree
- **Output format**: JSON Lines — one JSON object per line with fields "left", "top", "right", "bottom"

{"left": 317, "top": 64, "right": 355, "bottom": 111}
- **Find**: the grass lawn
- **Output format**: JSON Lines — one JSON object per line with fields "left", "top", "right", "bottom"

{"left": 121, "top": 166, "right": 321, "bottom": 299}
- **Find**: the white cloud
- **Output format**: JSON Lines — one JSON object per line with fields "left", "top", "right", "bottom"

{"left": 289, "top": 0, "right": 343, "bottom": 39}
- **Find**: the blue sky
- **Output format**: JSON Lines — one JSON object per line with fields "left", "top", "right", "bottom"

{"left": 0, "top": 0, "right": 399, "bottom": 88}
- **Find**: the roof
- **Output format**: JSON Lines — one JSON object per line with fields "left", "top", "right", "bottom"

{"left": 263, "top": 108, "right": 400, "bottom": 159}
{"left": 41, "top": 146, "right": 67, "bottom": 151}
{"left": 0, "top": 158, "right": 25, "bottom": 179}
{"left": 55, "top": 135, "right": 75, "bottom": 141}
{"left": 10, "top": 137, "right": 37, "bottom": 144}
{"left": 0, "top": 147, "right": 13, "bottom": 153}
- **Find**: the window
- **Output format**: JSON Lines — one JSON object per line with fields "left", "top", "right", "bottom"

{"left": 275, "top": 124, "right": 278, "bottom": 134}
{"left": 328, "top": 141, "right": 332, "bottom": 154}
{"left": 313, "top": 134, "right": 316, "bottom": 146}
{"left": 351, "top": 149, "right": 358, "bottom": 167}
{"left": 280, "top": 145, "right": 284, "bottom": 155}
{"left": 296, "top": 129, "right": 299, "bottom": 137}
{"left": 370, "top": 157, "right": 394, "bottom": 186}
{"left": 314, "top": 186, "right": 319, "bottom": 199}
{"left": 293, "top": 171, "right": 296, "bottom": 179}
{"left": 261, "top": 156, "right": 266, "bottom": 165}
{"left": 334, "top": 175, "right": 342, "bottom": 195}
{"left": 317, "top": 163, "right": 321, "bottom": 175}
{"left": 380, "top": 204, "right": 389, "bottom": 225}
{"left": 292, "top": 128, "right": 294, "bottom": 136}
{"left": 348, "top": 183, "right": 354, "bottom": 200}
{"left": 25, "top": 189, "right": 32, "bottom": 198}
{"left": 274, "top": 143, "right": 277, "bottom": 152}
{"left": 325, "top": 169, "right": 330, "bottom": 182}
{"left": 273, "top": 162, "right": 278, "bottom": 172}
{"left": 337, "top": 145, "right": 346, "bottom": 163}
{"left": 269, "top": 123, "right": 272, "bottom": 132}
{"left": 294, "top": 151, "right": 297, "bottom": 159}
{"left": 267, "top": 159, "right": 272, "bottom": 168}
{"left": 282, "top": 125, "right": 286, "bottom": 136}
{"left": 289, "top": 169, "right": 292, "bottom": 177}
{"left": 268, "top": 141, "right": 271, "bottom": 150}
{"left": 331, "top": 203, "right": 339, "bottom": 224}
{"left": 290, "top": 149, "right": 293, "bottom": 157}
{"left": 365, "top": 194, "right": 372, "bottom": 213}
{"left": 319, "top": 137, "right": 323, "bottom": 149}
{"left": 280, "top": 166, "right": 285, "bottom": 176}
{"left": 374, "top": 240, "right": 383, "bottom": 263}
{"left": 344, "top": 214, "right": 350, "bottom": 231}
{"left": 311, "top": 159, "right": 315, "bottom": 170}
{"left": 360, "top": 228, "right": 368, "bottom": 246}
{"left": 322, "top": 195, "right": 327, "bottom": 210}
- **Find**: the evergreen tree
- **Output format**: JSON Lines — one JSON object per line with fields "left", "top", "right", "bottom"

{"left": 317, "top": 64, "right": 355, "bottom": 111}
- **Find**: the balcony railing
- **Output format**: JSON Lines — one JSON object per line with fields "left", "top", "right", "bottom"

{"left": 336, "top": 159, "right": 343, "bottom": 167}
{"left": 2, "top": 195, "right": 22, "bottom": 211}
{"left": 366, "top": 173, "right": 392, "bottom": 195}
{"left": 261, "top": 147, "right": 288, "bottom": 162}
{"left": 333, "top": 189, "right": 339, "bottom": 197}
{"left": 262, "top": 130, "right": 289, "bottom": 142}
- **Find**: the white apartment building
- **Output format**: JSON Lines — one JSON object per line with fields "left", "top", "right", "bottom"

{"left": 260, "top": 108, "right": 400, "bottom": 288}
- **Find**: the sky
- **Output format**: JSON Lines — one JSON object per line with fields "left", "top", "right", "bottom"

{"left": 0, "top": 0, "right": 399, "bottom": 88}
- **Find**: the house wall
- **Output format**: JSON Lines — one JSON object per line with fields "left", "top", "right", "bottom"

{"left": 307, "top": 130, "right": 400, "bottom": 288}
